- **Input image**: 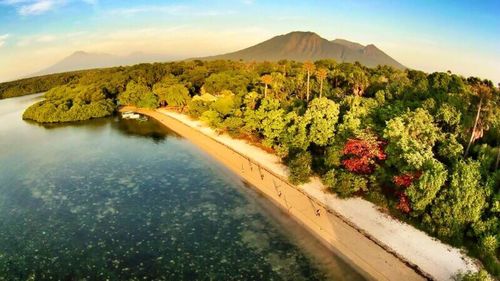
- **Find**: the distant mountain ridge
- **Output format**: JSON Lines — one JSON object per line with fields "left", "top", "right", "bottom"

{"left": 31, "top": 51, "right": 178, "bottom": 77}
{"left": 29, "top": 31, "right": 404, "bottom": 79}
{"left": 202, "top": 31, "right": 405, "bottom": 69}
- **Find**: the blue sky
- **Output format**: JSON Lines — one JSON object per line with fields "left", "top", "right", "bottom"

{"left": 0, "top": 0, "right": 499, "bottom": 82}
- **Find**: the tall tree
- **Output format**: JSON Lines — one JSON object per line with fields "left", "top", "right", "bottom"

{"left": 260, "top": 74, "right": 273, "bottom": 98}
{"left": 316, "top": 68, "right": 328, "bottom": 98}
{"left": 464, "top": 83, "right": 492, "bottom": 156}
{"left": 303, "top": 61, "right": 316, "bottom": 101}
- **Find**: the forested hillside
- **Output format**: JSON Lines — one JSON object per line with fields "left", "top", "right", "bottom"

{"left": 2, "top": 59, "right": 499, "bottom": 278}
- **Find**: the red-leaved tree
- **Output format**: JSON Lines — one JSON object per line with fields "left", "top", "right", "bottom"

{"left": 393, "top": 171, "right": 422, "bottom": 188}
{"left": 342, "top": 138, "right": 386, "bottom": 174}
{"left": 393, "top": 171, "right": 422, "bottom": 214}
{"left": 396, "top": 192, "right": 411, "bottom": 213}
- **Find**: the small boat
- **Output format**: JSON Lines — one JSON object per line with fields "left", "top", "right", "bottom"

{"left": 122, "top": 111, "right": 147, "bottom": 120}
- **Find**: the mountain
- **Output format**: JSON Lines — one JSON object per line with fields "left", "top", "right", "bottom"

{"left": 31, "top": 51, "right": 177, "bottom": 77}
{"left": 30, "top": 31, "right": 404, "bottom": 78}
{"left": 202, "top": 31, "right": 405, "bottom": 69}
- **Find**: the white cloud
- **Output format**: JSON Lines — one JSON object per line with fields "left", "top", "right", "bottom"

{"left": 0, "top": 0, "right": 96, "bottom": 16}
{"left": 19, "top": 0, "right": 60, "bottom": 15}
{"left": 36, "top": 34, "right": 56, "bottom": 42}
{"left": 0, "top": 0, "right": 30, "bottom": 4}
{"left": 108, "top": 4, "right": 235, "bottom": 17}
{"left": 109, "top": 5, "right": 185, "bottom": 16}
{"left": 0, "top": 34, "right": 9, "bottom": 47}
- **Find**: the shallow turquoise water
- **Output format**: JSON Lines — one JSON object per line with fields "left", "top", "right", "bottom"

{"left": 0, "top": 95, "right": 364, "bottom": 280}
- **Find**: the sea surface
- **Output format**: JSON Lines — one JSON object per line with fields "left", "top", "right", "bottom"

{"left": 0, "top": 94, "right": 364, "bottom": 280}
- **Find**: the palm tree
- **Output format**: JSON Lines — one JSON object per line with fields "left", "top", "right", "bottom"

{"left": 278, "top": 59, "right": 288, "bottom": 76}
{"left": 348, "top": 67, "right": 368, "bottom": 96}
{"left": 261, "top": 74, "right": 273, "bottom": 98}
{"left": 316, "top": 68, "right": 328, "bottom": 98}
{"left": 303, "top": 61, "right": 316, "bottom": 101}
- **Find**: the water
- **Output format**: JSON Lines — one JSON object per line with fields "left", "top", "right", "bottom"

{"left": 0, "top": 94, "right": 364, "bottom": 280}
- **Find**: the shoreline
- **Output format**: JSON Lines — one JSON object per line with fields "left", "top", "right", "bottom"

{"left": 121, "top": 106, "right": 478, "bottom": 281}
{"left": 196, "top": 148, "right": 366, "bottom": 280}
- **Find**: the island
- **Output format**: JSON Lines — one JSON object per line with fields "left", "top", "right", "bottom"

{"left": 1, "top": 57, "right": 499, "bottom": 280}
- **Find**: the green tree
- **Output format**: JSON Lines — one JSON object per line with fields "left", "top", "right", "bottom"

{"left": 244, "top": 97, "right": 287, "bottom": 149}
{"left": 118, "top": 81, "right": 157, "bottom": 108}
{"left": 405, "top": 159, "right": 448, "bottom": 212}
{"left": 154, "top": 83, "right": 190, "bottom": 108}
{"left": 340, "top": 64, "right": 368, "bottom": 96}
{"left": 303, "top": 97, "right": 340, "bottom": 146}
{"left": 429, "top": 159, "right": 488, "bottom": 239}
{"left": 204, "top": 71, "right": 252, "bottom": 95}
{"left": 383, "top": 108, "right": 441, "bottom": 170}
{"left": 337, "top": 96, "right": 378, "bottom": 139}
{"left": 436, "top": 103, "right": 462, "bottom": 132}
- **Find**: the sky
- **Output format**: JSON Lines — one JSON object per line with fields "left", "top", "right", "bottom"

{"left": 0, "top": 0, "right": 499, "bottom": 83}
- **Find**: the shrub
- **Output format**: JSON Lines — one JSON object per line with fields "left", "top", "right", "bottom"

{"left": 393, "top": 171, "right": 422, "bottom": 188}
{"left": 455, "top": 270, "right": 493, "bottom": 281}
{"left": 324, "top": 144, "right": 343, "bottom": 168}
{"left": 187, "top": 99, "right": 210, "bottom": 118}
{"left": 323, "top": 169, "right": 368, "bottom": 198}
{"left": 396, "top": 193, "right": 411, "bottom": 213}
{"left": 322, "top": 169, "right": 337, "bottom": 189}
{"left": 211, "top": 92, "right": 238, "bottom": 117}
{"left": 481, "top": 235, "right": 498, "bottom": 255}
{"left": 200, "top": 110, "right": 222, "bottom": 128}
{"left": 222, "top": 117, "right": 244, "bottom": 136}
{"left": 288, "top": 151, "right": 312, "bottom": 184}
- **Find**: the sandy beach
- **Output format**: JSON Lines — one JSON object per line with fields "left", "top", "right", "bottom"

{"left": 121, "top": 106, "right": 479, "bottom": 281}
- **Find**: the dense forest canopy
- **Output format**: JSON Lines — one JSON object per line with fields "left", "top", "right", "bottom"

{"left": 1, "top": 59, "right": 499, "bottom": 278}
{"left": 0, "top": 70, "right": 87, "bottom": 99}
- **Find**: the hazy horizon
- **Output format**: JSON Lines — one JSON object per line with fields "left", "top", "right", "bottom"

{"left": 1, "top": 0, "right": 499, "bottom": 83}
